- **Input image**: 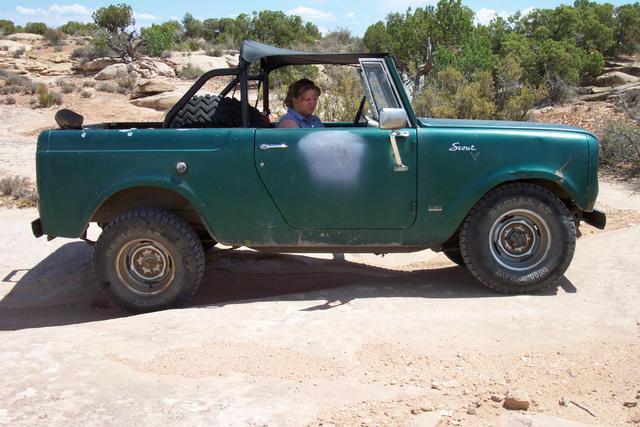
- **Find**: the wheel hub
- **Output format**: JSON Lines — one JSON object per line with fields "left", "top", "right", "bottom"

{"left": 499, "top": 221, "right": 535, "bottom": 257}
{"left": 489, "top": 209, "right": 551, "bottom": 272}
{"left": 116, "top": 239, "right": 175, "bottom": 295}
{"left": 130, "top": 245, "right": 167, "bottom": 281}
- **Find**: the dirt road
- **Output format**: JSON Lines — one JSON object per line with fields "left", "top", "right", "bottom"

{"left": 1, "top": 177, "right": 639, "bottom": 426}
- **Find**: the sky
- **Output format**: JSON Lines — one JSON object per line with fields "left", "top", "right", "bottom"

{"left": 0, "top": 0, "right": 633, "bottom": 36}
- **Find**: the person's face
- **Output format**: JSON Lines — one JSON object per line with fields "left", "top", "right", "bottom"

{"left": 292, "top": 88, "right": 319, "bottom": 118}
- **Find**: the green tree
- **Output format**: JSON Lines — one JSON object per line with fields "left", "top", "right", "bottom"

{"left": 614, "top": 3, "right": 640, "bottom": 54}
{"left": 0, "top": 19, "right": 16, "bottom": 35}
{"left": 92, "top": 4, "right": 143, "bottom": 62}
{"left": 24, "top": 22, "right": 48, "bottom": 35}
{"left": 363, "top": 21, "right": 388, "bottom": 52}
{"left": 182, "top": 13, "right": 204, "bottom": 39}
{"left": 58, "top": 21, "right": 97, "bottom": 36}
{"left": 248, "top": 10, "right": 318, "bottom": 47}
{"left": 142, "top": 22, "right": 180, "bottom": 56}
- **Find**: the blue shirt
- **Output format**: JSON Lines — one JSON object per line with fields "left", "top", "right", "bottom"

{"left": 278, "top": 107, "right": 324, "bottom": 128}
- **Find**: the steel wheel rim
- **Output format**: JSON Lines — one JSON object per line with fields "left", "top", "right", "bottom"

{"left": 489, "top": 209, "right": 551, "bottom": 272}
{"left": 115, "top": 239, "right": 175, "bottom": 295}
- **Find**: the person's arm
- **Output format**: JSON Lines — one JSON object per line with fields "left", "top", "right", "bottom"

{"left": 278, "top": 119, "right": 300, "bottom": 128}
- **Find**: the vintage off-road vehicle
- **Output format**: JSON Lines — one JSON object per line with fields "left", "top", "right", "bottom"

{"left": 33, "top": 40, "right": 606, "bottom": 311}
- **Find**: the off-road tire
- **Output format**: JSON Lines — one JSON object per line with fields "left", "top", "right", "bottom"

{"left": 459, "top": 183, "right": 576, "bottom": 294}
{"left": 169, "top": 94, "right": 265, "bottom": 128}
{"left": 93, "top": 208, "right": 205, "bottom": 312}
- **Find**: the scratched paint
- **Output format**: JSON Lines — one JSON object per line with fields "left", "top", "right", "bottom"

{"left": 298, "top": 131, "right": 365, "bottom": 187}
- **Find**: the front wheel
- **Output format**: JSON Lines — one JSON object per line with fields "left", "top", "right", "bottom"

{"left": 93, "top": 208, "right": 205, "bottom": 312}
{"left": 459, "top": 183, "right": 576, "bottom": 293}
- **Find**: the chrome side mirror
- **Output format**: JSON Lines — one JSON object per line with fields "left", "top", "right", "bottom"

{"left": 378, "top": 108, "right": 408, "bottom": 130}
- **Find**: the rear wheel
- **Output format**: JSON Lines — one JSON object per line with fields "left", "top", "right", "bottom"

{"left": 459, "top": 183, "right": 576, "bottom": 293}
{"left": 93, "top": 208, "right": 205, "bottom": 312}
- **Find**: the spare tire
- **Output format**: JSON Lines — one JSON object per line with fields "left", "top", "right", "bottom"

{"left": 168, "top": 94, "right": 265, "bottom": 128}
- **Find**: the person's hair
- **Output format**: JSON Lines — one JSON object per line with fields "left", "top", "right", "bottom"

{"left": 284, "top": 78, "right": 321, "bottom": 108}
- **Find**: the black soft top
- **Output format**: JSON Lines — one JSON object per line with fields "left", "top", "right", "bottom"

{"left": 239, "top": 40, "right": 388, "bottom": 71}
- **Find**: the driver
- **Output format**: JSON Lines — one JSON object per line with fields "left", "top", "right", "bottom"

{"left": 278, "top": 79, "right": 324, "bottom": 128}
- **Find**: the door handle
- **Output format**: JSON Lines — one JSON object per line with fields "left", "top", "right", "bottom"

{"left": 388, "top": 131, "right": 409, "bottom": 172}
{"left": 260, "top": 143, "right": 289, "bottom": 150}
{"left": 390, "top": 130, "right": 410, "bottom": 138}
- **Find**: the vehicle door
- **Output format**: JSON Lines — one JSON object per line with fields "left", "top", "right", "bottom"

{"left": 255, "top": 58, "right": 417, "bottom": 229}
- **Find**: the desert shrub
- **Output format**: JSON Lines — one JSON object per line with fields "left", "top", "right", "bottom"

{"left": 4, "top": 96, "right": 16, "bottom": 105}
{"left": 2, "top": 72, "right": 37, "bottom": 95}
{"left": 71, "top": 46, "right": 91, "bottom": 60}
{"left": 0, "top": 175, "right": 38, "bottom": 207}
{"left": 97, "top": 82, "right": 118, "bottom": 93}
{"left": 499, "top": 84, "right": 548, "bottom": 121}
{"left": 0, "top": 19, "right": 16, "bottom": 36}
{"left": 80, "top": 89, "right": 93, "bottom": 98}
{"left": 315, "top": 65, "right": 364, "bottom": 122}
{"left": 205, "top": 44, "right": 224, "bottom": 57}
{"left": 142, "top": 22, "right": 179, "bottom": 57}
{"left": 82, "top": 80, "right": 97, "bottom": 88}
{"left": 177, "top": 39, "right": 203, "bottom": 52}
{"left": 116, "top": 75, "right": 136, "bottom": 95}
{"left": 178, "top": 64, "right": 205, "bottom": 80}
{"left": 270, "top": 65, "right": 319, "bottom": 90}
{"left": 34, "top": 84, "right": 63, "bottom": 108}
{"left": 44, "top": 28, "right": 65, "bottom": 46}
{"left": 24, "top": 22, "right": 48, "bottom": 35}
{"left": 13, "top": 47, "right": 25, "bottom": 58}
{"left": 56, "top": 79, "right": 77, "bottom": 94}
{"left": 618, "top": 91, "right": 640, "bottom": 124}
{"left": 599, "top": 122, "right": 640, "bottom": 175}
{"left": 0, "top": 46, "right": 8, "bottom": 52}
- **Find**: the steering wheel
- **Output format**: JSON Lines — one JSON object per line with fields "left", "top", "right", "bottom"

{"left": 353, "top": 95, "right": 366, "bottom": 126}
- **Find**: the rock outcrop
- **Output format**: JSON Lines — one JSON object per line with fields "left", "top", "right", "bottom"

{"left": 130, "top": 92, "right": 182, "bottom": 111}
{"left": 131, "top": 79, "right": 175, "bottom": 99}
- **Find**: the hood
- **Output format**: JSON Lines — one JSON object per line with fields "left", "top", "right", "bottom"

{"left": 418, "top": 118, "right": 594, "bottom": 136}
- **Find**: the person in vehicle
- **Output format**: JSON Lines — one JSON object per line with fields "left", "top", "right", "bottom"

{"left": 278, "top": 78, "right": 324, "bottom": 128}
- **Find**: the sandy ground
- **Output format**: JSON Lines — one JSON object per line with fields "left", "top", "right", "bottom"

{"left": 1, "top": 41, "right": 640, "bottom": 427}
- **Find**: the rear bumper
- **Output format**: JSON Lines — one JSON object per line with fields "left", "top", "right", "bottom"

{"left": 583, "top": 208, "right": 606, "bottom": 230}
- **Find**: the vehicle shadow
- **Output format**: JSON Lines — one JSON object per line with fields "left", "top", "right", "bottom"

{"left": 0, "top": 242, "right": 572, "bottom": 331}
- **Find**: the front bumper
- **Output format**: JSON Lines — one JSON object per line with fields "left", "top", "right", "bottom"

{"left": 582, "top": 208, "right": 606, "bottom": 230}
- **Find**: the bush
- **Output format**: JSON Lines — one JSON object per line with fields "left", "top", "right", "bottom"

{"left": 97, "top": 82, "right": 118, "bottom": 93}
{"left": 178, "top": 64, "right": 205, "bottom": 80}
{"left": 44, "top": 28, "right": 65, "bottom": 46}
{"left": 4, "top": 96, "right": 16, "bottom": 105}
{"left": 13, "top": 47, "right": 25, "bottom": 58}
{"left": 205, "top": 45, "right": 224, "bottom": 57}
{"left": 24, "top": 22, "right": 48, "bottom": 35}
{"left": 599, "top": 122, "right": 640, "bottom": 175}
{"left": 34, "top": 84, "right": 63, "bottom": 108}
{"left": 116, "top": 75, "right": 136, "bottom": 95}
{"left": 142, "top": 23, "right": 178, "bottom": 57}
{"left": 82, "top": 80, "right": 97, "bottom": 88}
{"left": 2, "top": 72, "right": 37, "bottom": 95}
{"left": 56, "top": 79, "right": 77, "bottom": 94}
{"left": 314, "top": 65, "right": 364, "bottom": 122}
{"left": 80, "top": 89, "right": 93, "bottom": 98}
{"left": 0, "top": 175, "right": 38, "bottom": 208}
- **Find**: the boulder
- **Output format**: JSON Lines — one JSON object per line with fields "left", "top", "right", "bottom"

{"left": 131, "top": 79, "right": 175, "bottom": 99}
{"left": 595, "top": 71, "right": 639, "bottom": 87}
{"left": 83, "top": 57, "right": 120, "bottom": 72}
{"left": 0, "top": 40, "right": 32, "bottom": 53}
{"left": 167, "top": 53, "right": 229, "bottom": 73}
{"left": 134, "top": 58, "right": 176, "bottom": 79}
{"left": 95, "top": 63, "right": 133, "bottom": 80}
{"left": 130, "top": 91, "right": 182, "bottom": 111}
{"left": 224, "top": 53, "right": 239, "bottom": 67}
{"left": 7, "top": 33, "right": 43, "bottom": 42}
